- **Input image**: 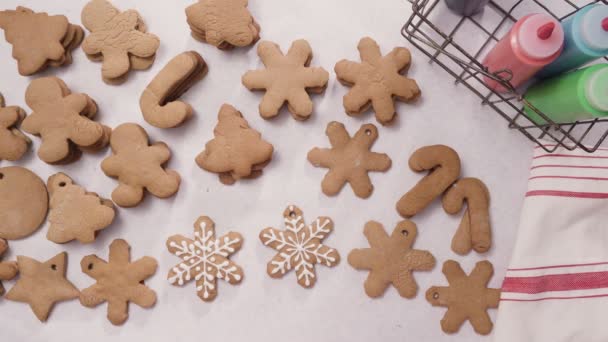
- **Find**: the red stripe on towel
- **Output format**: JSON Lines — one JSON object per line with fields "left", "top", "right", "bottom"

{"left": 529, "top": 175, "right": 608, "bottom": 181}
{"left": 508, "top": 261, "right": 608, "bottom": 272}
{"left": 501, "top": 293, "right": 608, "bottom": 302}
{"left": 502, "top": 271, "right": 608, "bottom": 294}
{"left": 526, "top": 190, "right": 608, "bottom": 198}
{"left": 531, "top": 165, "right": 608, "bottom": 170}
{"left": 534, "top": 154, "right": 608, "bottom": 160}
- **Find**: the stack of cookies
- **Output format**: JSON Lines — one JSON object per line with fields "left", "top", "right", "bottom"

{"left": 185, "top": 0, "right": 260, "bottom": 49}
{"left": 21, "top": 77, "right": 111, "bottom": 165}
{"left": 0, "top": 7, "right": 84, "bottom": 76}
{"left": 195, "top": 104, "right": 274, "bottom": 185}
{"left": 81, "top": 0, "right": 160, "bottom": 83}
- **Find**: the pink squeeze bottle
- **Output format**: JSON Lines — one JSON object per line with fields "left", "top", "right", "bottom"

{"left": 482, "top": 13, "right": 564, "bottom": 92}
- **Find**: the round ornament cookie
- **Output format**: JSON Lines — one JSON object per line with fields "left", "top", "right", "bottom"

{"left": 0, "top": 166, "right": 48, "bottom": 240}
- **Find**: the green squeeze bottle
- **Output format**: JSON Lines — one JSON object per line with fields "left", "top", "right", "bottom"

{"left": 524, "top": 64, "right": 608, "bottom": 124}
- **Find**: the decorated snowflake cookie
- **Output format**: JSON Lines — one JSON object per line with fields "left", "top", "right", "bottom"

{"left": 167, "top": 216, "right": 243, "bottom": 301}
{"left": 259, "top": 205, "right": 340, "bottom": 288}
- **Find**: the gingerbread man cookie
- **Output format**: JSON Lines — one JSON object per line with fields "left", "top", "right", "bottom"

{"left": 348, "top": 220, "right": 435, "bottom": 298}
{"left": 80, "top": 239, "right": 158, "bottom": 325}
{"left": 6, "top": 252, "right": 79, "bottom": 322}
{"left": 195, "top": 104, "right": 274, "bottom": 185}
{"left": 242, "top": 39, "right": 329, "bottom": 120}
{"left": 101, "top": 123, "right": 181, "bottom": 208}
{"left": 335, "top": 37, "right": 421, "bottom": 125}
{"left": 259, "top": 205, "right": 340, "bottom": 288}
{"left": 47, "top": 173, "right": 115, "bottom": 244}
{"left": 186, "top": 0, "right": 260, "bottom": 49}
{"left": 396, "top": 145, "right": 461, "bottom": 218}
{"left": 308, "top": 121, "right": 391, "bottom": 198}
{"left": 443, "top": 177, "right": 491, "bottom": 255}
{"left": 0, "top": 239, "right": 18, "bottom": 296}
{"left": 22, "top": 77, "right": 109, "bottom": 164}
{"left": 426, "top": 260, "right": 500, "bottom": 335}
{"left": 0, "top": 93, "right": 30, "bottom": 161}
{"left": 167, "top": 216, "right": 243, "bottom": 301}
{"left": 81, "top": 0, "right": 160, "bottom": 82}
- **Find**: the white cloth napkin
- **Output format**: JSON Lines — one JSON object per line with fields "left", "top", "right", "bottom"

{"left": 494, "top": 143, "right": 608, "bottom": 342}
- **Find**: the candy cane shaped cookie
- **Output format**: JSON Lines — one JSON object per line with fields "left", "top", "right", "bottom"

{"left": 442, "top": 177, "right": 491, "bottom": 255}
{"left": 140, "top": 51, "right": 207, "bottom": 128}
{"left": 396, "top": 145, "right": 460, "bottom": 217}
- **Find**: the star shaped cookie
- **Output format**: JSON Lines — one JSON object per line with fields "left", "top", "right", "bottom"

{"left": 426, "top": 260, "right": 500, "bottom": 335}
{"left": 242, "top": 39, "right": 329, "bottom": 120}
{"left": 348, "top": 220, "right": 435, "bottom": 298}
{"left": 307, "top": 121, "right": 391, "bottom": 198}
{"left": 5, "top": 252, "right": 79, "bottom": 321}
{"left": 335, "top": 37, "right": 421, "bottom": 125}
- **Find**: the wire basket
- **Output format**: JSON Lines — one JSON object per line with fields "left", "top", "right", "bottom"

{"left": 402, "top": 0, "right": 608, "bottom": 153}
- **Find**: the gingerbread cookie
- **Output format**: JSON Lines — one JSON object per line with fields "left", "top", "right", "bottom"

{"left": 80, "top": 239, "right": 157, "bottom": 325}
{"left": 47, "top": 173, "right": 115, "bottom": 244}
{"left": 0, "top": 93, "right": 30, "bottom": 161}
{"left": 186, "top": 0, "right": 260, "bottom": 49}
{"left": 335, "top": 37, "right": 421, "bottom": 125}
{"left": 140, "top": 51, "right": 207, "bottom": 128}
{"left": 0, "top": 166, "right": 48, "bottom": 240}
{"left": 101, "top": 123, "right": 181, "bottom": 208}
{"left": 242, "top": 39, "right": 329, "bottom": 120}
{"left": 167, "top": 216, "right": 243, "bottom": 301}
{"left": 348, "top": 220, "right": 435, "bottom": 298}
{"left": 259, "top": 205, "right": 340, "bottom": 288}
{"left": 22, "top": 77, "right": 110, "bottom": 164}
{"left": 426, "top": 260, "right": 500, "bottom": 335}
{"left": 81, "top": 0, "right": 160, "bottom": 83}
{"left": 6, "top": 252, "right": 79, "bottom": 322}
{"left": 0, "top": 7, "right": 83, "bottom": 75}
{"left": 195, "top": 104, "right": 274, "bottom": 185}
{"left": 443, "top": 178, "right": 491, "bottom": 255}
{"left": 308, "top": 122, "right": 391, "bottom": 198}
{"left": 396, "top": 145, "right": 461, "bottom": 218}
{"left": 0, "top": 239, "right": 18, "bottom": 296}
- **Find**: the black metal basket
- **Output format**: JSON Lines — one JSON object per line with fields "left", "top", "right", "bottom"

{"left": 402, "top": 0, "right": 608, "bottom": 152}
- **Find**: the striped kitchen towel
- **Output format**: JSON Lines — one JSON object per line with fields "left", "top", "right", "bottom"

{"left": 494, "top": 144, "right": 608, "bottom": 342}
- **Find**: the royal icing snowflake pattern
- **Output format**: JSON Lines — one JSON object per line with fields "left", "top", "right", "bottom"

{"left": 259, "top": 205, "right": 340, "bottom": 288}
{"left": 166, "top": 216, "right": 243, "bottom": 301}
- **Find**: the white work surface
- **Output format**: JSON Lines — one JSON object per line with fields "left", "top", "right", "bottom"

{"left": 0, "top": 0, "right": 534, "bottom": 341}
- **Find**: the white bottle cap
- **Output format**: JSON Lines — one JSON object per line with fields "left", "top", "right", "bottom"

{"left": 518, "top": 13, "right": 564, "bottom": 60}
{"left": 586, "top": 66, "right": 608, "bottom": 112}
{"left": 580, "top": 4, "right": 608, "bottom": 52}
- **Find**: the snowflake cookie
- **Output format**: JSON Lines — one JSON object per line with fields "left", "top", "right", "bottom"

{"left": 167, "top": 216, "right": 243, "bottom": 301}
{"left": 259, "top": 205, "right": 340, "bottom": 288}
{"left": 335, "top": 37, "right": 421, "bottom": 125}
{"left": 426, "top": 260, "right": 500, "bottom": 335}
